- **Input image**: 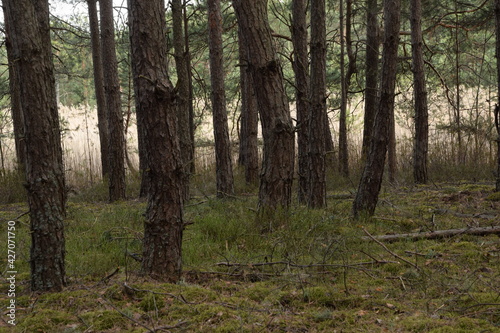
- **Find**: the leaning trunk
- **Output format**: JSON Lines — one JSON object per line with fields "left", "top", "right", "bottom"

{"left": 353, "top": 0, "right": 401, "bottom": 218}
{"left": 233, "top": 0, "right": 295, "bottom": 210}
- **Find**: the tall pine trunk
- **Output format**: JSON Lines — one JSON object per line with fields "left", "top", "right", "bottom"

{"left": 87, "top": 0, "right": 110, "bottom": 178}
{"left": 208, "top": 0, "right": 235, "bottom": 197}
{"left": 361, "top": 0, "right": 379, "bottom": 162}
{"left": 353, "top": 0, "right": 401, "bottom": 218}
{"left": 5, "top": 0, "right": 66, "bottom": 292}
{"left": 233, "top": 0, "right": 295, "bottom": 210}
{"left": 172, "top": 0, "right": 193, "bottom": 201}
{"left": 237, "top": 25, "right": 259, "bottom": 185}
{"left": 495, "top": 0, "right": 500, "bottom": 191}
{"left": 129, "top": 0, "right": 184, "bottom": 282}
{"left": 2, "top": 7, "right": 25, "bottom": 172}
{"left": 410, "top": 0, "right": 429, "bottom": 184}
{"left": 307, "top": 0, "right": 327, "bottom": 208}
{"left": 291, "top": 0, "right": 310, "bottom": 203}
{"left": 101, "top": 0, "right": 126, "bottom": 201}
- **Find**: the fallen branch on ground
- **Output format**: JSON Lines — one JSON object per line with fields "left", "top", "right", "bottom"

{"left": 361, "top": 226, "right": 500, "bottom": 242}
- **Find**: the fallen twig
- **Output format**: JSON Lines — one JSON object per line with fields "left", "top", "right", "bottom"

{"left": 362, "top": 228, "right": 421, "bottom": 271}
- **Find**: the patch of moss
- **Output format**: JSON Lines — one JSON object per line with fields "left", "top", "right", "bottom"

{"left": 18, "top": 309, "right": 74, "bottom": 332}
{"left": 79, "top": 309, "right": 125, "bottom": 331}
{"left": 485, "top": 191, "right": 500, "bottom": 201}
{"left": 139, "top": 293, "right": 165, "bottom": 312}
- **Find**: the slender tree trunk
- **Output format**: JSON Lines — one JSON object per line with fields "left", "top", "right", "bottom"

{"left": 307, "top": 0, "right": 327, "bottom": 208}
{"left": 361, "top": 0, "right": 379, "bottom": 162}
{"left": 5, "top": 0, "right": 66, "bottom": 292}
{"left": 388, "top": 101, "right": 397, "bottom": 182}
{"left": 184, "top": 6, "right": 196, "bottom": 175}
{"left": 353, "top": 0, "right": 401, "bottom": 218}
{"left": 208, "top": 0, "right": 235, "bottom": 197}
{"left": 495, "top": 0, "right": 500, "bottom": 192}
{"left": 87, "top": 0, "right": 110, "bottom": 178}
{"left": 339, "top": 0, "right": 348, "bottom": 177}
{"left": 101, "top": 0, "right": 126, "bottom": 201}
{"left": 237, "top": 24, "right": 259, "bottom": 184}
{"left": 410, "top": 0, "right": 429, "bottom": 184}
{"left": 172, "top": 0, "right": 193, "bottom": 201}
{"left": 2, "top": 8, "right": 25, "bottom": 172}
{"left": 233, "top": 0, "right": 295, "bottom": 210}
{"left": 291, "top": 0, "right": 310, "bottom": 203}
{"left": 129, "top": 0, "right": 185, "bottom": 282}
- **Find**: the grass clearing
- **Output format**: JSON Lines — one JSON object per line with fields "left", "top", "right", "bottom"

{"left": 0, "top": 178, "right": 499, "bottom": 332}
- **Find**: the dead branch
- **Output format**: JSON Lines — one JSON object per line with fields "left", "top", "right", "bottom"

{"left": 362, "top": 226, "right": 500, "bottom": 243}
{"left": 362, "top": 228, "right": 421, "bottom": 271}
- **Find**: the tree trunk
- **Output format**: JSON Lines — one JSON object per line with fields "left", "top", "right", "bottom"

{"left": 237, "top": 21, "right": 259, "bottom": 184}
{"left": 172, "top": 0, "right": 193, "bottom": 201}
{"left": 233, "top": 0, "right": 295, "bottom": 210}
{"left": 291, "top": 0, "right": 310, "bottom": 203}
{"left": 208, "top": 0, "right": 235, "bottom": 197}
{"left": 496, "top": 0, "right": 500, "bottom": 192}
{"left": 100, "top": 0, "right": 126, "bottom": 201}
{"left": 2, "top": 7, "right": 25, "bottom": 172}
{"left": 5, "top": 0, "right": 66, "bottom": 292}
{"left": 352, "top": 0, "right": 401, "bottom": 218}
{"left": 307, "top": 0, "right": 327, "bottom": 208}
{"left": 410, "top": 0, "right": 429, "bottom": 184}
{"left": 87, "top": 0, "right": 110, "bottom": 178}
{"left": 361, "top": 0, "right": 379, "bottom": 162}
{"left": 388, "top": 102, "right": 397, "bottom": 182}
{"left": 129, "top": 0, "right": 184, "bottom": 282}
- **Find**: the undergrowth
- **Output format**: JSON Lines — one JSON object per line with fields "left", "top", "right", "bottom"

{"left": 0, "top": 170, "right": 499, "bottom": 332}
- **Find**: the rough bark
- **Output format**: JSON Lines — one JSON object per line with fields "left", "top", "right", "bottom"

{"left": 5, "top": 0, "right": 66, "bottom": 292}
{"left": 2, "top": 7, "right": 25, "bottom": 171}
{"left": 353, "top": 0, "right": 401, "bottom": 218}
{"left": 128, "top": 0, "right": 184, "bottom": 282}
{"left": 100, "top": 0, "right": 126, "bottom": 201}
{"left": 410, "top": 0, "right": 429, "bottom": 184}
{"left": 237, "top": 25, "right": 259, "bottom": 185}
{"left": 233, "top": 0, "right": 295, "bottom": 210}
{"left": 87, "top": 0, "right": 110, "bottom": 178}
{"left": 307, "top": 0, "right": 327, "bottom": 208}
{"left": 172, "top": 0, "right": 193, "bottom": 201}
{"left": 291, "top": 0, "right": 310, "bottom": 203}
{"left": 208, "top": 0, "right": 235, "bottom": 197}
{"left": 495, "top": 0, "right": 500, "bottom": 192}
{"left": 361, "top": 0, "right": 379, "bottom": 161}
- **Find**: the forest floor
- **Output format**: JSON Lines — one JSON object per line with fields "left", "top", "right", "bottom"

{"left": 0, "top": 179, "right": 499, "bottom": 332}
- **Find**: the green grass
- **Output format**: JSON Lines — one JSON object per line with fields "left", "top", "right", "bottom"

{"left": 0, "top": 174, "right": 499, "bottom": 332}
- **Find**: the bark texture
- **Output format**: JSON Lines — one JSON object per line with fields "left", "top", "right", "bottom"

{"left": 2, "top": 6, "right": 25, "bottom": 171}
{"left": 129, "top": 0, "right": 184, "bottom": 282}
{"left": 237, "top": 25, "right": 259, "bottom": 185}
{"left": 353, "top": 0, "right": 401, "bottom": 218}
{"left": 308, "top": 0, "right": 327, "bottom": 208}
{"left": 100, "top": 0, "right": 126, "bottom": 200}
{"left": 172, "top": 0, "right": 193, "bottom": 201}
{"left": 495, "top": 0, "right": 500, "bottom": 191}
{"left": 208, "top": 0, "right": 235, "bottom": 197}
{"left": 233, "top": 0, "right": 295, "bottom": 210}
{"left": 291, "top": 0, "right": 310, "bottom": 203}
{"left": 87, "top": 0, "right": 110, "bottom": 178}
{"left": 361, "top": 0, "right": 379, "bottom": 161}
{"left": 410, "top": 0, "right": 429, "bottom": 184}
{"left": 5, "top": 0, "right": 66, "bottom": 292}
